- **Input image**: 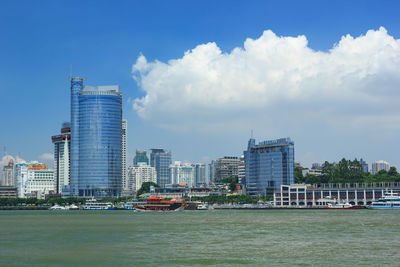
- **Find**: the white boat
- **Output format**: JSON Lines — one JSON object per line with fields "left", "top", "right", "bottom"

{"left": 197, "top": 203, "right": 209, "bottom": 210}
{"left": 68, "top": 204, "right": 79, "bottom": 210}
{"left": 49, "top": 204, "right": 67, "bottom": 210}
{"left": 81, "top": 199, "right": 114, "bottom": 210}
{"left": 369, "top": 191, "right": 400, "bottom": 209}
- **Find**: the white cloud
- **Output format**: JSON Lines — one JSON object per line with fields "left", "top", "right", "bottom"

{"left": 39, "top": 153, "right": 53, "bottom": 161}
{"left": 132, "top": 27, "right": 400, "bottom": 135}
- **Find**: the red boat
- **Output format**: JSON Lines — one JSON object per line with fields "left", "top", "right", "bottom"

{"left": 133, "top": 196, "right": 183, "bottom": 211}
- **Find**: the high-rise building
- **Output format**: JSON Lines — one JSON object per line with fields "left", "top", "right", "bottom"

{"left": 170, "top": 161, "right": 195, "bottom": 187}
{"left": 360, "top": 158, "right": 368, "bottom": 173}
{"left": 214, "top": 156, "right": 239, "bottom": 182}
{"left": 133, "top": 150, "right": 149, "bottom": 165}
{"left": 238, "top": 155, "right": 245, "bottom": 185}
{"left": 52, "top": 122, "right": 70, "bottom": 194}
{"left": 371, "top": 160, "right": 390, "bottom": 175}
{"left": 208, "top": 160, "right": 215, "bottom": 183}
{"left": 150, "top": 149, "right": 172, "bottom": 188}
{"left": 122, "top": 119, "right": 128, "bottom": 190}
{"left": 70, "top": 77, "right": 123, "bottom": 197}
{"left": 1, "top": 160, "right": 14, "bottom": 186}
{"left": 127, "top": 163, "right": 156, "bottom": 193}
{"left": 244, "top": 137, "right": 294, "bottom": 196}
{"left": 14, "top": 162, "right": 54, "bottom": 198}
{"left": 193, "top": 163, "right": 206, "bottom": 187}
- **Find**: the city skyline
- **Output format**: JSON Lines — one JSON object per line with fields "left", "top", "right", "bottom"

{"left": 1, "top": 1, "right": 400, "bottom": 171}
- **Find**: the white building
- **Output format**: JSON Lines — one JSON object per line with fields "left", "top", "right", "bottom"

{"left": 52, "top": 123, "right": 70, "bottom": 194}
{"left": 127, "top": 163, "right": 156, "bottom": 193}
{"left": 170, "top": 161, "right": 195, "bottom": 188}
{"left": 371, "top": 160, "right": 390, "bottom": 175}
{"left": 122, "top": 119, "right": 128, "bottom": 190}
{"left": 238, "top": 155, "right": 245, "bottom": 185}
{"left": 193, "top": 163, "right": 206, "bottom": 186}
{"left": 24, "top": 168, "right": 55, "bottom": 199}
{"left": 1, "top": 160, "right": 14, "bottom": 186}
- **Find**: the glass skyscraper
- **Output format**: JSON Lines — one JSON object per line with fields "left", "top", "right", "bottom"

{"left": 150, "top": 148, "right": 171, "bottom": 188}
{"left": 70, "top": 77, "right": 122, "bottom": 197}
{"left": 244, "top": 137, "right": 294, "bottom": 196}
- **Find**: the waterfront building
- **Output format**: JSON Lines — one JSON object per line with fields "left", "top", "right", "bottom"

{"left": 134, "top": 150, "right": 149, "bottom": 165}
{"left": 193, "top": 163, "right": 206, "bottom": 186}
{"left": 274, "top": 183, "right": 400, "bottom": 207}
{"left": 52, "top": 122, "right": 70, "bottom": 194}
{"left": 122, "top": 119, "right": 128, "bottom": 190}
{"left": 24, "top": 166, "right": 55, "bottom": 199}
{"left": 244, "top": 137, "right": 294, "bottom": 195}
{"left": 150, "top": 148, "right": 172, "bottom": 188}
{"left": 69, "top": 77, "right": 123, "bottom": 197}
{"left": 127, "top": 163, "right": 157, "bottom": 193}
{"left": 371, "top": 160, "right": 390, "bottom": 175}
{"left": 360, "top": 158, "right": 368, "bottom": 173}
{"left": 0, "top": 186, "right": 17, "bottom": 198}
{"left": 1, "top": 160, "right": 14, "bottom": 186}
{"left": 238, "top": 155, "right": 245, "bottom": 185}
{"left": 170, "top": 161, "right": 195, "bottom": 187}
{"left": 214, "top": 156, "right": 239, "bottom": 182}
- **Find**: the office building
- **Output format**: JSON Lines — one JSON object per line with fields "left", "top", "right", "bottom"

{"left": 150, "top": 149, "right": 172, "bottom": 188}
{"left": 170, "top": 161, "right": 195, "bottom": 188}
{"left": 70, "top": 77, "right": 123, "bottom": 197}
{"left": 52, "top": 122, "right": 70, "bottom": 194}
{"left": 134, "top": 150, "right": 149, "bottom": 165}
{"left": 193, "top": 163, "right": 206, "bottom": 186}
{"left": 214, "top": 156, "right": 239, "bottom": 182}
{"left": 208, "top": 160, "right": 215, "bottom": 183}
{"left": 127, "top": 163, "right": 156, "bottom": 193}
{"left": 244, "top": 137, "right": 294, "bottom": 195}
{"left": 122, "top": 119, "right": 128, "bottom": 190}
{"left": 1, "top": 160, "right": 14, "bottom": 186}
{"left": 238, "top": 155, "right": 245, "bottom": 185}
{"left": 24, "top": 166, "right": 55, "bottom": 199}
{"left": 372, "top": 160, "right": 390, "bottom": 175}
{"left": 360, "top": 158, "right": 368, "bottom": 173}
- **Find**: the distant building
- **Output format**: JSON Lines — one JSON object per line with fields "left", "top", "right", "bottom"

{"left": 122, "top": 119, "right": 128, "bottom": 190}
{"left": 150, "top": 149, "right": 172, "bottom": 187}
{"left": 214, "top": 156, "right": 239, "bottom": 182}
{"left": 244, "top": 137, "right": 294, "bottom": 196}
{"left": 134, "top": 150, "right": 149, "bottom": 165}
{"left": 52, "top": 122, "right": 70, "bottom": 194}
{"left": 360, "top": 158, "right": 368, "bottom": 173}
{"left": 1, "top": 160, "right": 14, "bottom": 186}
{"left": 372, "top": 160, "right": 390, "bottom": 175}
{"left": 238, "top": 155, "right": 245, "bottom": 185}
{"left": 193, "top": 163, "right": 206, "bottom": 187}
{"left": 208, "top": 160, "right": 216, "bottom": 183}
{"left": 24, "top": 166, "right": 55, "bottom": 199}
{"left": 311, "top": 163, "right": 321, "bottom": 170}
{"left": 127, "top": 163, "right": 156, "bottom": 193}
{"left": 170, "top": 161, "right": 195, "bottom": 188}
{"left": 0, "top": 186, "right": 17, "bottom": 198}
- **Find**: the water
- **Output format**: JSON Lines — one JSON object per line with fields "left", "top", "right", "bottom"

{"left": 1, "top": 210, "right": 400, "bottom": 266}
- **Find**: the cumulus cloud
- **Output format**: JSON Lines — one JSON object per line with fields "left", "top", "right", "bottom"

{"left": 132, "top": 27, "right": 400, "bottom": 134}
{"left": 39, "top": 153, "right": 53, "bottom": 161}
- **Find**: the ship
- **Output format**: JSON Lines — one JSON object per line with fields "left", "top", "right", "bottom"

{"left": 81, "top": 198, "right": 115, "bottom": 210}
{"left": 133, "top": 196, "right": 183, "bottom": 211}
{"left": 325, "top": 202, "right": 362, "bottom": 209}
{"left": 369, "top": 191, "right": 400, "bottom": 209}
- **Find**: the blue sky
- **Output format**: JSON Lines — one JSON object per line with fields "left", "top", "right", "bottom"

{"left": 1, "top": 0, "right": 400, "bottom": 170}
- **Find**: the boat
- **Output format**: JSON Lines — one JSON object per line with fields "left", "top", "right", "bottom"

{"left": 49, "top": 204, "right": 67, "bottom": 210}
{"left": 197, "top": 203, "right": 209, "bottom": 210}
{"left": 81, "top": 198, "right": 114, "bottom": 210}
{"left": 68, "top": 204, "right": 79, "bottom": 210}
{"left": 133, "top": 196, "right": 183, "bottom": 211}
{"left": 369, "top": 191, "right": 400, "bottom": 209}
{"left": 325, "top": 202, "right": 362, "bottom": 209}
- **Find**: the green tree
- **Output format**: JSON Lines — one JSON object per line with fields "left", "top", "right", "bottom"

{"left": 136, "top": 182, "right": 159, "bottom": 197}
{"left": 388, "top": 166, "right": 398, "bottom": 176}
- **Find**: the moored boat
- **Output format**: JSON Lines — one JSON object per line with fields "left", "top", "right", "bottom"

{"left": 369, "top": 191, "right": 400, "bottom": 209}
{"left": 325, "top": 202, "right": 362, "bottom": 209}
{"left": 133, "top": 196, "right": 183, "bottom": 211}
{"left": 81, "top": 198, "right": 114, "bottom": 210}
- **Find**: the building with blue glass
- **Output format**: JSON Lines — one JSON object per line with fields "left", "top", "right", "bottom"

{"left": 134, "top": 150, "right": 149, "bottom": 165}
{"left": 150, "top": 148, "right": 172, "bottom": 188}
{"left": 244, "top": 137, "right": 294, "bottom": 196}
{"left": 70, "top": 77, "right": 122, "bottom": 197}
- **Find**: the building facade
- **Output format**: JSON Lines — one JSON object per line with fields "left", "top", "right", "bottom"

{"left": 371, "top": 160, "right": 390, "bottom": 175}
{"left": 169, "top": 161, "right": 195, "bottom": 188}
{"left": 360, "top": 158, "right": 368, "bottom": 173}
{"left": 127, "top": 163, "right": 157, "bottom": 193}
{"left": 208, "top": 160, "right": 215, "bottom": 183}
{"left": 24, "top": 167, "right": 55, "bottom": 199}
{"left": 193, "top": 163, "right": 206, "bottom": 186}
{"left": 214, "top": 157, "right": 239, "bottom": 182}
{"left": 122, "top": 119, "right": 128, "bottom": 190}
{"left": 1, "top": 160, "right": 14, "bottom": 186}
{"left": 238, "top": 155, "right": 245, "bottom": 185}
{"left": 70, "top": 77, "right": 123, "bottom": 197}
{"left": 150, "top": 148, "right": 172, "bottom": 188}
{"left": 134, "top": 150, "right": 149, "bottom": 165}
{"left": 244, "top": 137, "right": 294, "bottom": 195}
{"left": 52, "top": 122, "right": 70, "bottom": 194}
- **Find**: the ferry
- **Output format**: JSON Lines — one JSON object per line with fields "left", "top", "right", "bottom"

{"left": 133, "top": 196, "right": 183, "bottom": 211}
{"left": 49, "top": 204, "right": 67, "bottom": 210}
{"left": 369, "top": 191, "right": 400, "bottom": 209}
{"left": 325, "top": 202, "right": 362, "bottom": 209}
{"left": 81, "top": 198, "right": 115, "bottom": 210}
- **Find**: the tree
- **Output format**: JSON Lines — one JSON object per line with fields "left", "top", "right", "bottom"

{"left": 136, "top": 182, "right": 159, "bottom": 197}
{"left": 388, "top": 166, "right": 398, "bottom": 176}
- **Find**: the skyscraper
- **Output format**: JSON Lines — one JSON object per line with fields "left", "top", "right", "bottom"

{"left": 170, "top": 161, "right": 195, "bottom": 187}
{"left": 133, "top": 150, "right": 149, "bottom": 165}
{"left": 372, "top": 160, "right": 390, "bottom": 174}
{"left": 193, "top": 163, "right": 206, "bottom": 186}
{"left": 150, "top": 148, "right": 171, "bottom": 188}
{"left": 214, "top": 156, "right": 239, "bottom": 182}
{"left": 244, "top": 137, "right": 294, "bottom": 196}
{"left": 70, "top": 77, "right": 123, "bottom": 197}
{"left": 122, "top": 119, "right": 128, "bottom": 190}
{"left": 52, "top": 122, "right": 70, "bottom": 194}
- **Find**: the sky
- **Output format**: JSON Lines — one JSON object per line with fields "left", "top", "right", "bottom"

{"left": 1, "top": 0, "right": 400, "bottom": 173}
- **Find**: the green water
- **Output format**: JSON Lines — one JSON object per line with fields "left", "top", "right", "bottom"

{"left": 1, "top": 210, "right": 400, "bottom": 266}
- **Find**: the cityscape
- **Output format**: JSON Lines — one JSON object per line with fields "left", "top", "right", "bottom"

{"left": 1, "top": 1, "right": 400, "bottom": 266}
